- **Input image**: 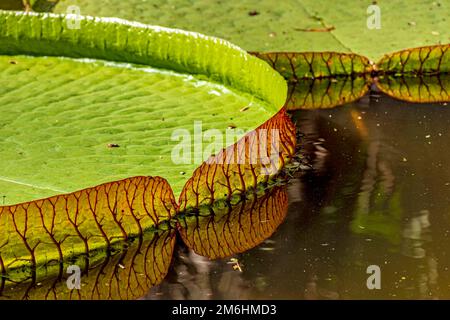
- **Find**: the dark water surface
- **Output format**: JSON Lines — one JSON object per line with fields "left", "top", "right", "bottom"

{"left": 148, "top": 93, "right": 450, "bottom": 300}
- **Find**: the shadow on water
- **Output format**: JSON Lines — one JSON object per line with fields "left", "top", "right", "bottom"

{"left": 149, "top": 92, "right": 450, "bottom": 300}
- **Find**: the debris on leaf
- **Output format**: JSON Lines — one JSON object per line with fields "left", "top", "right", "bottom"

{"left": 294, "top": 26, "right": 335, "bottom": 32}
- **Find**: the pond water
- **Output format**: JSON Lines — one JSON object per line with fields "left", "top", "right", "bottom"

{"left": 147, "top": 92, "right": 450, "bottom": 300}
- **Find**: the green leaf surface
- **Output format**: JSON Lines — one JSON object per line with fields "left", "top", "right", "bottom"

{"left": 297, "top": 0, "right": 450, "bottom": 61}
{"left": 0, "top": 11, "right": 286, "bottom": 205}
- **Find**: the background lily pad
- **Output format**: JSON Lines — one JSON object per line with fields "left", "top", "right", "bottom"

{"left": 51, "top": 0, "right": 450, "bottom": 61}
{"left": 179, "top": 186, "right": 288, "bottom": 259}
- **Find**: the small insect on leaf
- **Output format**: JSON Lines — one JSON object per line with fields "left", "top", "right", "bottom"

{"left": 107, "top": 143, "right": 120, "bottom": 148}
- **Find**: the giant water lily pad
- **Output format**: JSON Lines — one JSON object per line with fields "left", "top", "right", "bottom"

{"left": 0, "top": 10, "right": 296, "bottom": 294}
{"left": 0, "top": 11, "right": 287, "bottom": 206}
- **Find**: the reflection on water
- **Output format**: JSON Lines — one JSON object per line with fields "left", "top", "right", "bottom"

{"left": 150, "top": 92, "right": 450, "bottom": 300}
{"left": 178, "top": 187, "right": 288, "bottom": 259}
{"left": 1, "top": 229, "right": 176, "bottom": 300}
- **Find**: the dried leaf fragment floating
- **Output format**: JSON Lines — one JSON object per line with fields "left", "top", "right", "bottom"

{"left": 227, "top": 258, "right": 243, "bottom": 272}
